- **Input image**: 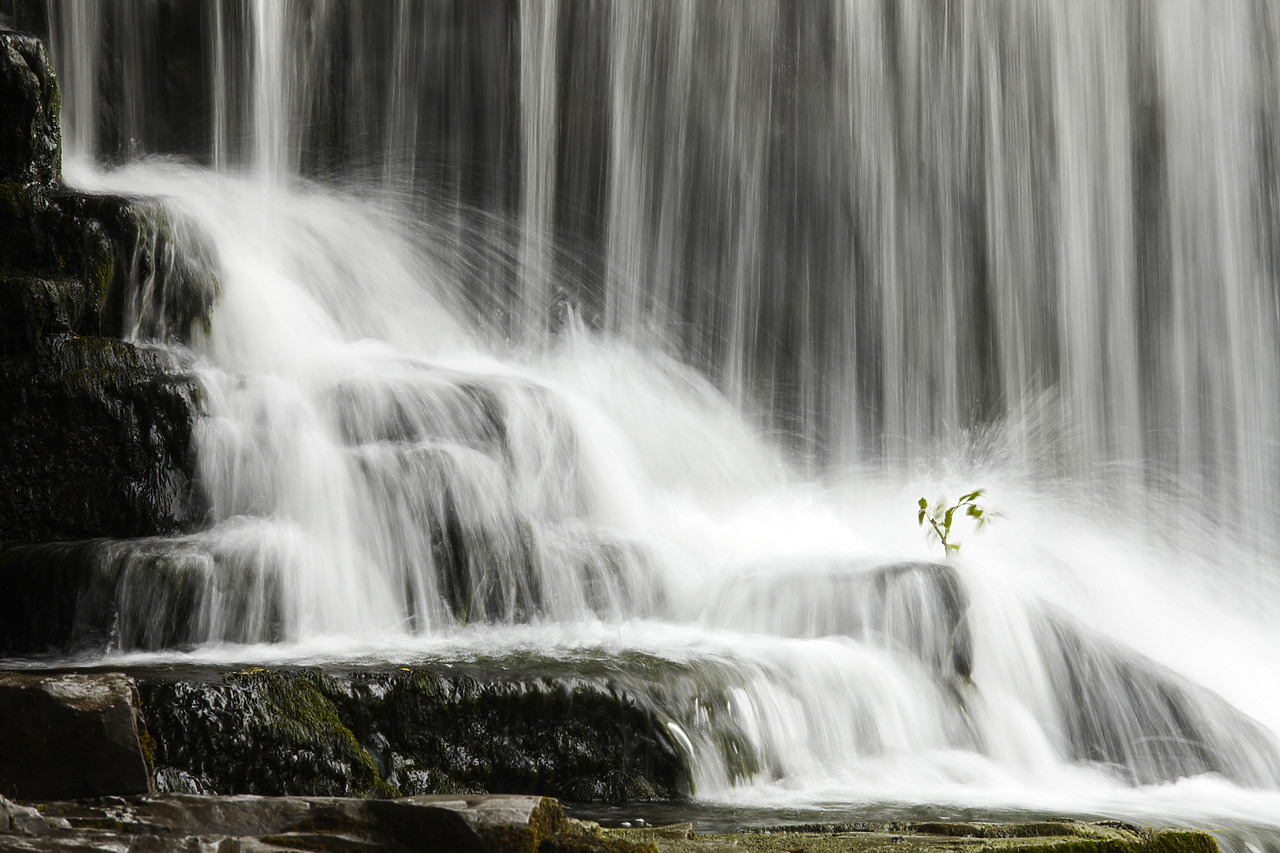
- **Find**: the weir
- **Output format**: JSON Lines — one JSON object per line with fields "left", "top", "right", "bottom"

{"left": 2, "top": 0, "right": 1280, "bottom": 843}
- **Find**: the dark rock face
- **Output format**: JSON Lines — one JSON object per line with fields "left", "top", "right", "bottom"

{"left": 0, "top": 28, "right": 216, "bottom": 547}
{"left": 0, "top": 537, "right": 284, "bottom": 656}
{"left": 144, "top": 670, "right": 397, "bottom": 800}
{"left": 0, "top": 179, "right": 219, "bottom": 349}
{"left": 0, "top": 671, "right": 153, "bottom": 800}
{"left": 139, "top": 669, "right": 692, "bottom": 804}
{"left": 0, "top": 339, "right": 204, "bottom": 543}
{"left": 0, "top": 31, "right": 58, "bottom": 185}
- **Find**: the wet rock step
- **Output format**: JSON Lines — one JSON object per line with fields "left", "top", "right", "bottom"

{"left": 0, "top": 670, "right": 1224, "bottom": 853}
{"left": 0, "top": 792, "right": 638, "bottom": 852}
{"left": 0, "top": 793, "right": 1219, "bottom": 853}
{"left": 139, "top": 667, "right": 692, "bottom": 803}
{"left": 1, "top": 28, "right": 217, "bottom": 551}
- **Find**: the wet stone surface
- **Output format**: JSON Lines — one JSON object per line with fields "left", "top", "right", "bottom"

{"left": 0, "top": 794, "right": 1220, "bottom": 853}
{"left": 0, "top": 28, "right": 217, "bottom": 551}
{"left": 138, "top": 668, "right": 692, "bottom": 804}
{"left": 0, "top": 671, "right": 152, "bottom": 801}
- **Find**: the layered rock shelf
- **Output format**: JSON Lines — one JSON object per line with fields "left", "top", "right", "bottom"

{"left": 140, "top": 667, "right": 691, "bottom": 803}
{"left": 0, "top": 792, "right": 1220, "bottom": 853}
{"left": 0, "top": 29, "right": 215, "bottom": 548}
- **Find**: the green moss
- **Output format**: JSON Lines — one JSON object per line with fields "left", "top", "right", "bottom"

{"left": 1137, "top": 833, "right": 1218, "bottom": 853}
{"left": 227, "top": 670, "right": 400, "bottom": 799}
{"left": 529, "top": 797, "right": 571, "bottom": 838}
{"left": 89, "top": 253, "right": 112, "bottom": 306}
{"left": 996, "top": 835, "right": 1217, "bottom": 853}
{"left": 138, "top": 730, "right": 156, "bottom": 766}
{"left": 0, "top": 179, "right": 22, "bottom": 209}
{"left": 685, "top": 825, "right": 1220, "bottom": 853}
{"left": 478, "top": 824, "right": 542, "bottom": 853}
{"left": 548, "top": 824, "right": 663, "bottom": 853}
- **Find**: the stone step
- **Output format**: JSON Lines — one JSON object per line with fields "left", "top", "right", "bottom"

{"left": 0, "top": 793, "right": 1220, "bottom": 853}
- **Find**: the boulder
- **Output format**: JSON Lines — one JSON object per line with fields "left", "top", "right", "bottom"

{"left": 0, "top": 672, "right": 153, "bottom": 800}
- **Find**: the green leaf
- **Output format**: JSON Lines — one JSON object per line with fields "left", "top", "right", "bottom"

{"left": 915, "top": 487, "right": 995, "bottom": 557}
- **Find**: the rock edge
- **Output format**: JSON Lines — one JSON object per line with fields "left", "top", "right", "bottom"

{"left": 0, "top": 794, "right": 1221, "bottom": 853}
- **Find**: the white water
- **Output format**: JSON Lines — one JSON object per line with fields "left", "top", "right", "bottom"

{"left": 30, "top": 0, "right": 1280, "bottom": 843}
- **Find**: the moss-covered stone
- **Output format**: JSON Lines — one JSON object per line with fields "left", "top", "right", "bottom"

{"left": 0, "top": 29, "right": 218, "bottom": 548}
{"left": 0, "top": 334, "right": 206, "bottom": 544}
{"left": 317, "top": 668, "right": 691, "bottom": 802}
{"left": 611, "top": 821, "right": 1220, "bottom": 853}
{"left": 141, "top": 670, "right": 398, "bottom": 799}
{"left": 544, "top": 821, "right": 662, "bottom": 853}
{"left": 137, "top": 668, "right": 692, "bottom": 804}
{"left": 478, "top": 797, "right": 574, "bottom": 853}
{"left": 0, "top": 31, "right": 59, "bottom": 185}
{"left": 0, "top": 180, "right": 219, "bottom": 350}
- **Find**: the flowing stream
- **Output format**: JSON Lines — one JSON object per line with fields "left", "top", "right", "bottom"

{"left": 19, "top": 0, "right": 1280, "bottom": 844}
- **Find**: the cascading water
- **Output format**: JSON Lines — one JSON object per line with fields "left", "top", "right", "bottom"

{"left": 11, "top": 0, "right": 1280, "bottom": 844}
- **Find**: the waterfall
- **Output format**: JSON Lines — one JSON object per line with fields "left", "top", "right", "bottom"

{"left": 17, "top": 0, "right": 1280, "bottom": 838}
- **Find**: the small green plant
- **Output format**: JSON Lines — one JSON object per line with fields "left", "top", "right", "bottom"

{"left": 917, "top": 489, "right": 995, "bottom": 557}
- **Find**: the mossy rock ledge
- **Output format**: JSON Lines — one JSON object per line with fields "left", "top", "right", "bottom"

{"left": 614, "top": 820, "right": 1221, "bottom": 853}
{"left": 0, "top": 28, "right": 217, "bottom": 546}
{"left": 139, "top": 667, "right": 692, "bottom": 804}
